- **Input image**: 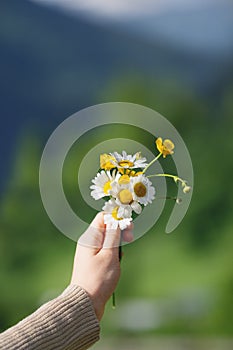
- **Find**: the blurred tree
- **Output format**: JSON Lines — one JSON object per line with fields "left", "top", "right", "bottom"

{"left": 0, "top": 79, "right": 233, "bottom": 336}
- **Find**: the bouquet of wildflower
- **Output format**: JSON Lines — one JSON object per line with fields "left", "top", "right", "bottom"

{"left": 90, "top": 137, "right": 191, "bottom": 230}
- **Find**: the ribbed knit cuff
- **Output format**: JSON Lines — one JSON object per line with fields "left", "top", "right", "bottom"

{"left": 0, "top": 285, "right": 100, "bottom": 350}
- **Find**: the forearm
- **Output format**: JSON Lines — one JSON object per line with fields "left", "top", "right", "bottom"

{"left": 0, "top": 285, "right": 100, "bottom": 350}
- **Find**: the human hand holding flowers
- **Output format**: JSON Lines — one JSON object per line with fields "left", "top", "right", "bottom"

{"left": 89, "top": 137, "right": 191, "bottom": 307}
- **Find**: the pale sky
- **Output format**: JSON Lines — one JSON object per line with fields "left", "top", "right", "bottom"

{"left": 31, "top": 0, "right": 227, "bottom": 19}
{"left": 30, "top": 0, "right": 233, "bottom": 54}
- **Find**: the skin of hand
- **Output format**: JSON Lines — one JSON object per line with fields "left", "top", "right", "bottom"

{"left": 71, "top": 212, "right": 134, "bottom": 321}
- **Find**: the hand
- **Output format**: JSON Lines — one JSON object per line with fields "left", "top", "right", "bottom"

{"left": 71, "top": 212, "right": 133, "bottom": 320}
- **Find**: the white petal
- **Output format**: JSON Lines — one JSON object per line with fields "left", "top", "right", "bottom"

{"left": 124, "top": 206, "right": 132, "bottom": 218}
{"left": 91, "top": 190, "right": 105, "bottom": 200}
{"left": 117, "top": 205, "right": 132, "bottom": 218}
{"left": 119, "top": 219, "right": 131, "bottom": 230}
{"left": 131, "top": 201, "right": 142, "bottom": 214}
{"left": 117, "top": 206, "right": 124, "bottom": 218}
{"left": 122, "top": 150, "right": 127, "bottom": 159}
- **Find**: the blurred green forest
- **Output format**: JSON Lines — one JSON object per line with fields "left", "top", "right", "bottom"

{"left": 0, "top": 76, "right": 233, "bottom": 339}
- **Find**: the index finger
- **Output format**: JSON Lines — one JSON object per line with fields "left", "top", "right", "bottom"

{"left": 102, "top": 223, "right": 121, "bottom": 249}
{"left": 78, "top": 212, "right": 106, "bottom": 253}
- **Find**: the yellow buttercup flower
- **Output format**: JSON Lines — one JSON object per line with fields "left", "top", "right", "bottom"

{"left": 100, "top": 154, "right": 116, "bottom": 170}
{"left": 156, "top": 137, "right": 174, "bottom": 158}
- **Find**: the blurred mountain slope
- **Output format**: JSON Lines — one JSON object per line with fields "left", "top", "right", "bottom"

{"left": 123, "top": 2, "right": 233, "bottom": 56}
{"left": 0, "top": 0, "right": 232, "bottom": 190}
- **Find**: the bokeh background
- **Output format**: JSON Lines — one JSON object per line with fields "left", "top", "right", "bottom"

{"left": 0, "top": 0, "right": 233, "bottom": 349}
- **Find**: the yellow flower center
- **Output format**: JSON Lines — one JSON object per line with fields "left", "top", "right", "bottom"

{"left": 118, "top": 175, "right": 130, "bottom": 185}
{"left": 103, "top": 181, "right": 111, "bottom": 194}
{"left": 112, "top": 206, "right": 122, "bottom": 220}
{"left": 134, "top": 182, "right": 147, "bottom": 197}
{"left": 119, "top": 189, "right": 133, "bottom": 204}
{"left": 118, "top": 160, "right": 134, "bottom": 167}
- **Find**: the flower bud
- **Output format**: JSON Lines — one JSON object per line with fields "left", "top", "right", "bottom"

{"left": 183, "top": 185, "right": 191, "bottom": 193}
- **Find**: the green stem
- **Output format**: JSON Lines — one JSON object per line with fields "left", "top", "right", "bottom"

{"left": 147, "top": 173, "right": 186, "bottom": 187}
{"left": 142, "top": 152, "right": 162, "bottom": 174}
{"left": 112, "top": 245, "right": 122, "bottom": 309}
{"left": 112, "top": 292, "right": 116, "bottom": 309}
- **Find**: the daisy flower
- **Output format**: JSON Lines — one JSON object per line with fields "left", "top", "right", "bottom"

{"left": 131, "top": 174, "right": 155, "bottom": 206}
{"left": 110, "top": 179, "right": 142, "bottom": 216}
{"left": 103, "top": 198, "right": 132, "bottom": 230}
{"left": 110, "top": 151, "right": 148, "bottom": 169}
{"left": 90, "top": 169, "right": 120, "bottom": 200}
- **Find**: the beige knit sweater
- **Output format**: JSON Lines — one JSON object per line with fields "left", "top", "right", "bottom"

{"left": 0, "top": 285, "right": 100, "bottom": 350}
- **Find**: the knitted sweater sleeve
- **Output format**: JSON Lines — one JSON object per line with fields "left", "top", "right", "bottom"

{"left": 0, "top": 285, "right": 100, "bottom": 350}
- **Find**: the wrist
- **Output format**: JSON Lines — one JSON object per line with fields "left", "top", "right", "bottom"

{"left": 71, "top": 283, "right": 105, "bottom": 321}
{"left": 91, "top": 297, "right": 105, "bottom": 321}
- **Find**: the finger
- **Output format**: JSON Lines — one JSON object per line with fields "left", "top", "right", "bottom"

{"left": 121, "top": 223, "right": 134, "bottom": 243}
{"left": 102, "top": 223, "right": 121, "bottom": 249}
{"left": 122, "top": 229, "right": 134, "bottom": 243}
{"left": 78, "top": 212, "right": 106, "bottom": 253}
